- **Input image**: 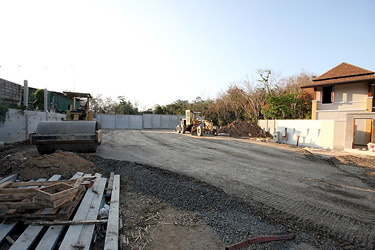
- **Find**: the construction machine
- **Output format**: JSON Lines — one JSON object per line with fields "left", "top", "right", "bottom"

{"left": 176, "top": 110, "right": 218, "bottom": 136}
{"left": 30, "top": 92, "right": 102, "bottom": 154}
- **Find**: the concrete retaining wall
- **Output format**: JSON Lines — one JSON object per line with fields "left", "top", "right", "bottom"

{"left": 0, "top": 108, "right": 66, "bottom": 143}
{"left": 258, "top": 119, "right": 345, "bottom": 150}
{"left": 96, "top": 114, "right": 184, "bottom": 130}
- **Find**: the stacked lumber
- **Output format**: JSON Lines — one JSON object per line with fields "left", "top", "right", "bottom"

{"left": 0, "top": 177, "right": 93, "bottom": 214}
{"left": 0, "top": 172, "right": 120, "bottom": 250}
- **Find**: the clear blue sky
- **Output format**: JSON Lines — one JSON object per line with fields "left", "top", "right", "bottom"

{"left": 0, "top": 0, "right": 374, "bottom": 110}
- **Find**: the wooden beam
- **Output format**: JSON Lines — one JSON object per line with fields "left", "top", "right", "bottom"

{"left": 105, "top": 172, "right": 115, "bottom": 197}
{"left": 0, "top": 193, "right": 33, "bottom": 202}
{"left": 30, "top": 219, "right": 107, "bottom": 226}
{"left": 0, "top": 188, "right": 36, "bottom": 194}
{"left": 6, "top": 178, "right": 94, "bottom": 188}
{"left": 104, "top": 175, "right": 120, "bottom": 250}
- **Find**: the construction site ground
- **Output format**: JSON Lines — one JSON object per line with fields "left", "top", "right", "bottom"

{"left": 1, "top": 129, "right": 375, "bottom": 249}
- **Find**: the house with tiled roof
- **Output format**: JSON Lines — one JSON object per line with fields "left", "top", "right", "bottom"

{"left": 301, "top": 62, "right": 375, "bottom": 150}
{"left": 302, "top": 62, "right": 375, "bottom": 120}
{"left": 259, "top": 62, "right": 375, "bottom": 152}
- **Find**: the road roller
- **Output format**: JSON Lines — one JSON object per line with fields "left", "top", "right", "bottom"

{"left": 30, "top": 92, "right": 102, "bottom": 154}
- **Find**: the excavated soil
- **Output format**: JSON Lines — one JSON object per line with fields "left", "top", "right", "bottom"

{"left": 220, "top": 120, "right": 272, "bottom": 138}
{"left": 335, "top": 155, "right": 375, "bottom": 169}
{"left": 0, "top": 148, "right": 100, "bottom": 180}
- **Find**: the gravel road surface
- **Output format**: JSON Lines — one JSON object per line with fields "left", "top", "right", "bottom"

{"left": 97, "top": 130, "right": 375, "bottom": 249}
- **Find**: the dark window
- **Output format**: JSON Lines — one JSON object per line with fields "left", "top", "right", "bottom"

{"left": 322, "top": 86, "right": 334, "bottom": 104}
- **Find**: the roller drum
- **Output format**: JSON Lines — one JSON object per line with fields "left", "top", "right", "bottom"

{"left": 33, "top": 121, "right": 100, "bottom": 154}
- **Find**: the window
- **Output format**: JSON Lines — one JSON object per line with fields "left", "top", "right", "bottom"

{"left": 322, "top": 86, "right": 334, "bottom": 104}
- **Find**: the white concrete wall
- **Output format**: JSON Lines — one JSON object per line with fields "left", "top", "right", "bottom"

{"left": 0, "top": 108, "right": 65, "bottom": 143}
{"left": 258, "top": 119, "right": 344, "bottom": 150}
{"left": 96, "top": 114, "right": 184, "bottom": 130}
{"left": 258, "top": 120, "right": 277, "bottom": 135}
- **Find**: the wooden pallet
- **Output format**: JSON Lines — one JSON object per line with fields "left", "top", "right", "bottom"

{"left": 0, "top": 172, "right": 120, "bottom": 250}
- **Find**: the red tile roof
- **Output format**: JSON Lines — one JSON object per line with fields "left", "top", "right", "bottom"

{"left": 301, "top": 62, "right": 375, "bottom": 88}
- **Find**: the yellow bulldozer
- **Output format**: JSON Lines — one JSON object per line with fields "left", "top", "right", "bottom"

{"left": 30, "top": 92, "right": 102, "bottom": 154}
{"left": 176, "top": 110, "right": 218, "bottom": 136}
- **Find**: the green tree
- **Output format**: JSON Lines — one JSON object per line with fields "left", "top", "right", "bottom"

{"left": 33, "top": 89, "right": 44, "bottom": 111}
{"left": 261, "top": 93, "right": 311, "bottom": 119}
{"left": 114, "top": 96, "right": 139, "bottom": 114}
{"left": 153, "top": 104, "right": 164, "bottom": 114}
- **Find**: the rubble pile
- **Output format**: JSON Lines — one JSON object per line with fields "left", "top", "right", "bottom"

{"left": 220, "top": 120, "right": 272, "bottom": 138}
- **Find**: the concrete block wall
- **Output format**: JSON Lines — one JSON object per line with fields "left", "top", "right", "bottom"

{"left": 143, "top": 114, "right": 185, "bottom": 129}
{"left": 0, "top": 79, "right": 22, "bottom": 105}
{"left": 96, "top": 114, "right": 184, "bottom": 130}
{"left": 0, "top": 108, "right": 65, "bottom": 143}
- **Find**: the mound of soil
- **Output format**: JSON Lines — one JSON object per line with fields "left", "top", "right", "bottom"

{"left": 220, "top": 120, "right": 272, "bottom": 138}
{"left": 0, "top": 151, "right": 33, "bottom": 176}
{"left": 18, "top": 152, "right": 100, "bottom": 181}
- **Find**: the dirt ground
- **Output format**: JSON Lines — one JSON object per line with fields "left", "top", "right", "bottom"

{"left": 0, "top": 144, "right": 226, "bottom": 250}
{"left": 1, "top": 131, "right": 375, "bottom": 249}
{"left": 96, "top": 129, "right": 375, "bottom": 249}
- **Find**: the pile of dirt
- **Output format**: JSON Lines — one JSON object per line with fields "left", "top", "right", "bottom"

{"left": 17, "top": 151, "right": 101, "bottom": 181}
{"left": 220, "top": 120, "right": 272, "bottom": 138}
{"left": 0, "top": 151, "right": 33, "bottom": 176}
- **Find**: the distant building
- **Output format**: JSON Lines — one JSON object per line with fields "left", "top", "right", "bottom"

{"left": 0, "top": 78, "right": 79, "bottom": 112}
{"left": 0, "top": 78, "right": 22, "bottom": 106}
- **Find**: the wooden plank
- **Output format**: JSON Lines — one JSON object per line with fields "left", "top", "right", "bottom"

{"left": 104, "top": 174, "right": 120, "bottom": 250}
{"left": 7, "top": 178, "right": 94, "bottom": 188}
{"left": 0, "top": 188, "right": 36, "bottom": 194}
{"left": 0, "top": 181, "right": 12, "bottom": 189}
{"left": 9, "top": 175, "right": 62, "bottom": 250}
{"left": 58, "top": 175, "right": 106, "bottom": 250}
{"left": 72, "top": 172, "right": 84, "bottom": 179}
{"left": 78, "top": 177, "right": 107, "bottom": 250}
{"left": 30, "top": 219, "right": 107, "bottom": 226}
{"left": 35, "top": 172, "right": 92, "bottom": 250}
{"left": 0, "top": 193, "right": 32, "bottom": 201}
{"left": 105, "top": 172, "right": 115, "bottom": 197}
{"left": 0, "top": 174, "right": 18, "bottom": 184}
{"left": 0, "top": 201, "right": 44, "bottom": 210}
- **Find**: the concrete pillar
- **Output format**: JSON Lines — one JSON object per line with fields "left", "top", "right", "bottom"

{"left": 365, "top": 97, "right": 373, "bottom": 142}
{"left": 23, "top": 80, "right": 28, "bottom": 107}
{"left": 366, "top": 97, "right": 373, "bottom": 112}
{"left": 311, "top": 100, "right": 317, "bottom": 120}
{"left": 44, "top": 88, "right": 48, "bottom": 112}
